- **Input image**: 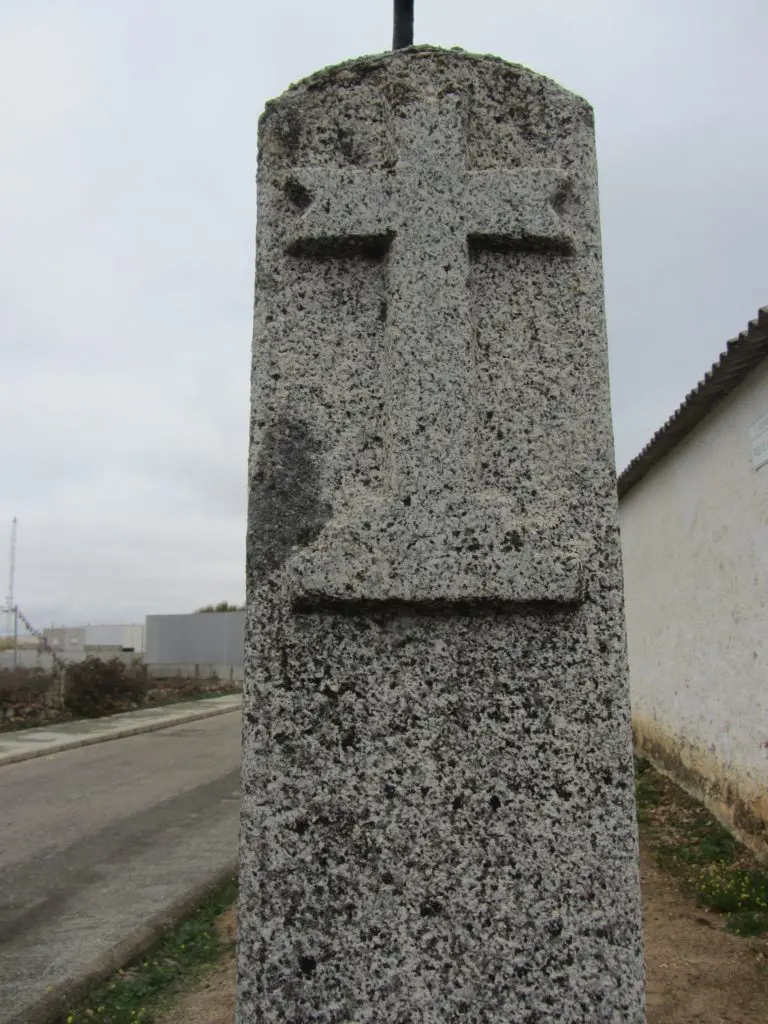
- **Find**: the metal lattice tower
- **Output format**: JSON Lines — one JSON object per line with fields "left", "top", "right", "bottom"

{"left": 5, "top": 517, "right": 16, "bottom": 637}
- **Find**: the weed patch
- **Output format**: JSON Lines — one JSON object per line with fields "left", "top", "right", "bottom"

{"left": 635, "top": 759, "right": 768, "bottom": 937}
{"left": 58, "top": 876, "right": 237, "bottom": 1024}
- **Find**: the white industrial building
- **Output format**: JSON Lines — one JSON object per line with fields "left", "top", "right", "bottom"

{"left": 43, "top": 623, "right": 145, "bottom": 654}
{"left": 619, "top": 306, "right": 768, "bottom": 860}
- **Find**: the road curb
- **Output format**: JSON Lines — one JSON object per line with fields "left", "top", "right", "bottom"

{"left": 0, "top": 699, "right": 242, "bottom": 769}
{"left": 7, "top": 859, "right": 239, "bottom": 1024}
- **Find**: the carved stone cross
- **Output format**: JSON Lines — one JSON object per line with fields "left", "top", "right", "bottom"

{"left": 282, "top": 91, "right": 581, "bottom": 610}
{"left": 286, "top": 92, "right": 574, "bottom": 501}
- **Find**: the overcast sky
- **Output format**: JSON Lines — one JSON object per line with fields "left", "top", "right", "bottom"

{"left": 1, "top": 0, "right": 766, "bottom": 631}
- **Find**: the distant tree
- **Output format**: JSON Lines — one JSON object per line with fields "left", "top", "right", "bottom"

{"left": 195, "top": 601, "right": 245, "bottom": 613}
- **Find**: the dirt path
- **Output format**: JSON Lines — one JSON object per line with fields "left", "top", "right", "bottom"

{"left": 159, "top": 908, "right": 236, "bottom": 1024}
{"left": 160, "top": 839, "right": 768, "bottom": 1024}
{"left": 640, "top": 841, "right": 768, "bottom": 1023}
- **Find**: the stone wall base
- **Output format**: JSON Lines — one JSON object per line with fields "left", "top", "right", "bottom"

{"left": 633, "top": 712, "right": 768, "bottom": 864}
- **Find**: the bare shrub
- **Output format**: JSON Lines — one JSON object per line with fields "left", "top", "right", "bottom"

{"left": 63, "top": 657, "right": 149, "bottom": 718}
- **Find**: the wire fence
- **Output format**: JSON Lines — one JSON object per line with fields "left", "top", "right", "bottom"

{"left": 0, "top": 604, "right": 68, "bottom": 674}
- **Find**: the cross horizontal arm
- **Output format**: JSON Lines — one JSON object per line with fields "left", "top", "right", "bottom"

{"left": 466, "top": 169, "right": 575, "bottom": 254}
{"left": 282, "top": 168, "right": 396, "bottom": 255}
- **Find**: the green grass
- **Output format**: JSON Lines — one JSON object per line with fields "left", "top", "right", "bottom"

{"left": 635, "top": 758, "right": 768, "bottom": 937}
{"left": 58, "top": 875, "right": 237, "bottom": 1024}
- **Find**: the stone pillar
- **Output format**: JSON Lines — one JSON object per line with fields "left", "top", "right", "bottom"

{"left": 238, "top": 46, "right": 645, "bottom": 1023}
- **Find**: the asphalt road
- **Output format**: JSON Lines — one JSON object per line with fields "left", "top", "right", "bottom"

{"left": 0, "top": 712, "right": 241, "bottom": 1024}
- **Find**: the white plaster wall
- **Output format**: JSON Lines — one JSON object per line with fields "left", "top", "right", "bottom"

{"left": 620, "top": 358, "right": 768, "bottom": 852}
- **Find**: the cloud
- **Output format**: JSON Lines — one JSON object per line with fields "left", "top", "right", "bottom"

{"left": 1, "top": 0, "right": 766, "bottom": 627}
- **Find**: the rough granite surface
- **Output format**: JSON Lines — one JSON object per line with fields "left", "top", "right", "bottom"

{"left": 238, "top": 46, "right": 646, "bottom": 1023}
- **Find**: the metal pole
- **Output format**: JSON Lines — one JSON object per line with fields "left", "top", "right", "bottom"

{"left": 12, "top": 604, "right": 18, "bottom": 671}
{"left": 393, "top": 0, "right": 414, "bottom": 49}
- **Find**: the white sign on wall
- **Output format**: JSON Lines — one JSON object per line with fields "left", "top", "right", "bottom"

{"left": 748, "top": 413, "right": 768, "bottom": 471}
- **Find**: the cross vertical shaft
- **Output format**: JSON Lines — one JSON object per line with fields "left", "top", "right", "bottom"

{"left": 382, "top": 94, "right": 476, "bottom": 497}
